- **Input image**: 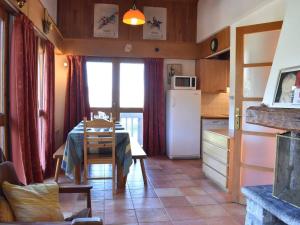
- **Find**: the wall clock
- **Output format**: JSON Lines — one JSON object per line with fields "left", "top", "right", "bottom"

{"left": 210, "top": 38, "right": 218, "bottom": 53}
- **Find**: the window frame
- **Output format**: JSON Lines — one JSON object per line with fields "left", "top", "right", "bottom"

{"left": 86, "top": 57, "right": 144, "bottom": 121}
{"left": 0, "top": 6, "right": 9, "bottom": 157}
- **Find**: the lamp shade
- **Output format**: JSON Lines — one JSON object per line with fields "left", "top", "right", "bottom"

{"left": 123, "top": 8, "right": 145, "bottom": 25}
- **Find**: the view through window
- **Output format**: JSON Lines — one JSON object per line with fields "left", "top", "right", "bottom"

{"left": 86, "top": 60, "right": 144, "bottom": 145}
{"left": 86, "top": 62, "right": 113, "bottom": 108}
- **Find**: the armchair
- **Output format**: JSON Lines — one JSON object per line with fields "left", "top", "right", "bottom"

{"left": 0, "top": 161, "right": 102, "bottom": 225}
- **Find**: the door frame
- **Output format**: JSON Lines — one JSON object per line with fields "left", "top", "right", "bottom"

{"left": 232, "top": 21, "right": 283, "bottom": 203}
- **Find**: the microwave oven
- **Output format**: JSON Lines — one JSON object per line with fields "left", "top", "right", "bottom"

{"left": 171, "top": 75, "right": 197, "bottom": 90}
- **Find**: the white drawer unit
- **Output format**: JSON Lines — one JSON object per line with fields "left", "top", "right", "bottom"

{"left": 202, "top": 129, "right": 231, "bottom": 190}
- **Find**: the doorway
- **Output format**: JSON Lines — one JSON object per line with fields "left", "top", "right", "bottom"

{"left": 232, "top": 21, "right": 283, "bottom": 203}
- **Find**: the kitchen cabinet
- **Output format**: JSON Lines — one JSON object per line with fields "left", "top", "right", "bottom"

{"left": 198, "top": 27, "right": 230, "bottom": 59}
{"left": 202, "top": 129, "right": 232, "bottom": 191}
{"left": 196, "top": 59, "right": 229, "bottom": 93}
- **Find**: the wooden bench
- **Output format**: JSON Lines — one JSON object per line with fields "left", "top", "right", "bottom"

{"left": 130, "top": 138, "right": 148, "bottom": 185}
{"left": 53, "top": 144, "right": 65, "bottom": 183}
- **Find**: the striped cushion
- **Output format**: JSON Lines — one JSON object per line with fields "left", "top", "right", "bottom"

{"left": 0, "top": 196, "right": 14, "bottom": 222}
{"left": 2, "top": 181, "right": 64, "bottom": 222}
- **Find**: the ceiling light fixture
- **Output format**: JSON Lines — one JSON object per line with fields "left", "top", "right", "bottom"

{"left": 123, "top": 0, "right": 145, "bottom": 26}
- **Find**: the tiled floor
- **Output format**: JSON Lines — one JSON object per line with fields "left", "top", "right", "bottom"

{"left": 58, "top": 157, "right": 245, "bottom": 225}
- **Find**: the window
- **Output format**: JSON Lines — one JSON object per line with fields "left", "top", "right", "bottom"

{"left": 37, "top": 39, "right": 45, "bottom": 169}
{"left": 86, "top": 59, "right": 144, "bottom": 145}
{"left": 86, "top": 62, "right": 113, "bottom": 108}
{"left": 0, "top": 7, "right": 8, "bottom": 156}
{"left": 0, "top": 18, "right": 4, "bottom": 114}
{"left": 120, "top": 63, "right": 144, "bottom": 108}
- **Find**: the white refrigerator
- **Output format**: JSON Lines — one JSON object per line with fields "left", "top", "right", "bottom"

{"left": 166, "top": 90, "right": 201, "bottom": 159}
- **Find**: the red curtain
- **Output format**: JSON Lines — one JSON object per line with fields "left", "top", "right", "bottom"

{"left": 40, "top": 41, "right": 55, "bottom": 178}
{"left": 143, "top": 58, "right": 166, "bottom": 156}
{"left": 63, "top": 56, "right": 90, "bottom": 140}
{"left": 9, "top": 15, "right": 43, "bottom": 184}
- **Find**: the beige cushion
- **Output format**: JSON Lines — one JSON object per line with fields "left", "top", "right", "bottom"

{"left": 2, "top": 181, "right": 64, "bottom": 222}
{"left": 0, "top": 196, "right": 14, "bottom": 222}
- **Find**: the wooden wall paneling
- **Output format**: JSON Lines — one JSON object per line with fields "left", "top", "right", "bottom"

{"left": 57, "top": 0, "right": 197, "bottom": 42}
{"left": 198, "top": 27, "right": 230, "bottom": 59}
{"left": 6, "top": 0, "right": 64, "bottom": 51}
{"left": 62, "top": 38, "right": 199, "bottom": 59}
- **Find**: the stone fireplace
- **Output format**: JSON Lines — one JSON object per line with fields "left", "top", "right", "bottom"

{"left": 244, "top": 106, "right": 300, "bottom": 223}
{"left": 274, "top": 132, "right": 300, "bottom": 207}
{"left": 246, "top": 106, "right": 300, "bottom": 207}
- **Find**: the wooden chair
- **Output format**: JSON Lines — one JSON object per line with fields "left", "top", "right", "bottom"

{"left": 83, "top": 118, "right": 116, "bottom": 192}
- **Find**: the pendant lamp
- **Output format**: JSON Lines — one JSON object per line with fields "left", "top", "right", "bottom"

{"left": 123, "top": 0, "right": 145, "bottom": 25}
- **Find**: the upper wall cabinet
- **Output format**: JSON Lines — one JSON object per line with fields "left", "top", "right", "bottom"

{"left": 198, "top": 27, "right": 230, "bottom": 58}
{"left": 196, "top": 59, "right": 229, "bottom": 93}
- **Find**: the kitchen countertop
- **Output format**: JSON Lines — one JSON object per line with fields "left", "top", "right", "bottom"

{"left": 205, "top": 128, "right": 234, "bottom": 138}
{"left": 201, "top": 115, "right": 229, "bottom": 119}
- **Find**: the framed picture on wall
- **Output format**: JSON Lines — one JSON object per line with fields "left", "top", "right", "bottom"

{"left": 167, "top": 64, "right": 182, "bottom": 84}
{"left": 272, "top": 66, "right": 300, "bottom": 107}
{"left": 94, "top": 4, "right": 119, "bottom": 38}
{"left": 143, "top": 7, "right": 167, "bottom": 40}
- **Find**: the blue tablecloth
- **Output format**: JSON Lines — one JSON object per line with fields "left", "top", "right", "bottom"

{"left": 61, "top": 121, "right": 132, "bottom": 178}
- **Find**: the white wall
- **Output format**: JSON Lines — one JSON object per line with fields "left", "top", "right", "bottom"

{"left": 40, "top": 0, "right": 57, "bottom": 23}
{"left": 263, "top": 0, "right": 300, "bottom": 108}
{"left": 197, "top": 0, "right": 276, "bottom": 42}
{"left": 228, "top": 0, "right": 286, "bottom": 129}
{"left": 163, "top": 59, "right": 196, "bottom": 90}
{"left": 55, "top": 54, "right": 68, "bottom": 148}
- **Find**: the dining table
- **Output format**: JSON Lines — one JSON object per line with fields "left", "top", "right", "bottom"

{"left": 61, "top": 121, "right": 133, "bottom": 191}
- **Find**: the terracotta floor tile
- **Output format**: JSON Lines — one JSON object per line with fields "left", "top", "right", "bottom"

{"left": 172, "top": 219, "right": 207, "bottom": 225}
{"left": 135, "top": 208, "right": 170, "bottom": 223}
{"left": 194, "top": 205, "right": 230, "bottom": 218}
{"left": 105, "top": 190, "right": 132, "bottom": 200}
{"left": 179, "top": 187, "right": 207, "bottom": 196}
{"left": 105, "top": 199, "right": 134, "bottom": 211}
{"left": 139, "top": 222, "right": 173, "bottom": 225}
{"left": 160, "top": 196, "right": 191, "bottom": 208}
{"left": 202, "top": 216, "right": 240, "bottom": 225}
{"left": 186, "top": 195, "right": 218, "bottom": 206}
{"left": 130, "top": 188, "right": 158, "bottom": 198}
{"left": 165, "top": 207, "right": 202, "bottom": 221}
{"left": 104, "top": 209, "right": 137, "bottom": 225}
{"left": 155, "top": 188, "right": 184, "bottom": 197}
{"left": 133, "top": 197, "right": 163, "bottom": 209}
{"left": 54, "top": 157, "right": 246, "bottom": 225}
{"left": 91, "top": 200, "right": 105, "bottom": 211}
{"left": 171, "top": 179, "right": 197, "bottom": 188}
{"left": 92, "top": 210, "right": 104, "bottom": 219}
{"left": 207, "top": 192, "right": 232, "bottom": 203}
{"left": 221, "top": 203, "right": 246, "bottom": 217}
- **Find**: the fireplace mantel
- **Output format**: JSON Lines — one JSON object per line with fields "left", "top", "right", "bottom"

{"left": 246, "top": 106, "right": 300, "bottom": 132}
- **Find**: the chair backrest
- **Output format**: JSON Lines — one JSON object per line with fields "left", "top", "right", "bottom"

{"left": 0, "top": 161, "right": 22, "bottom": 196}
{"left": 83, "top": 118, "right": 116, "bottom": 158}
